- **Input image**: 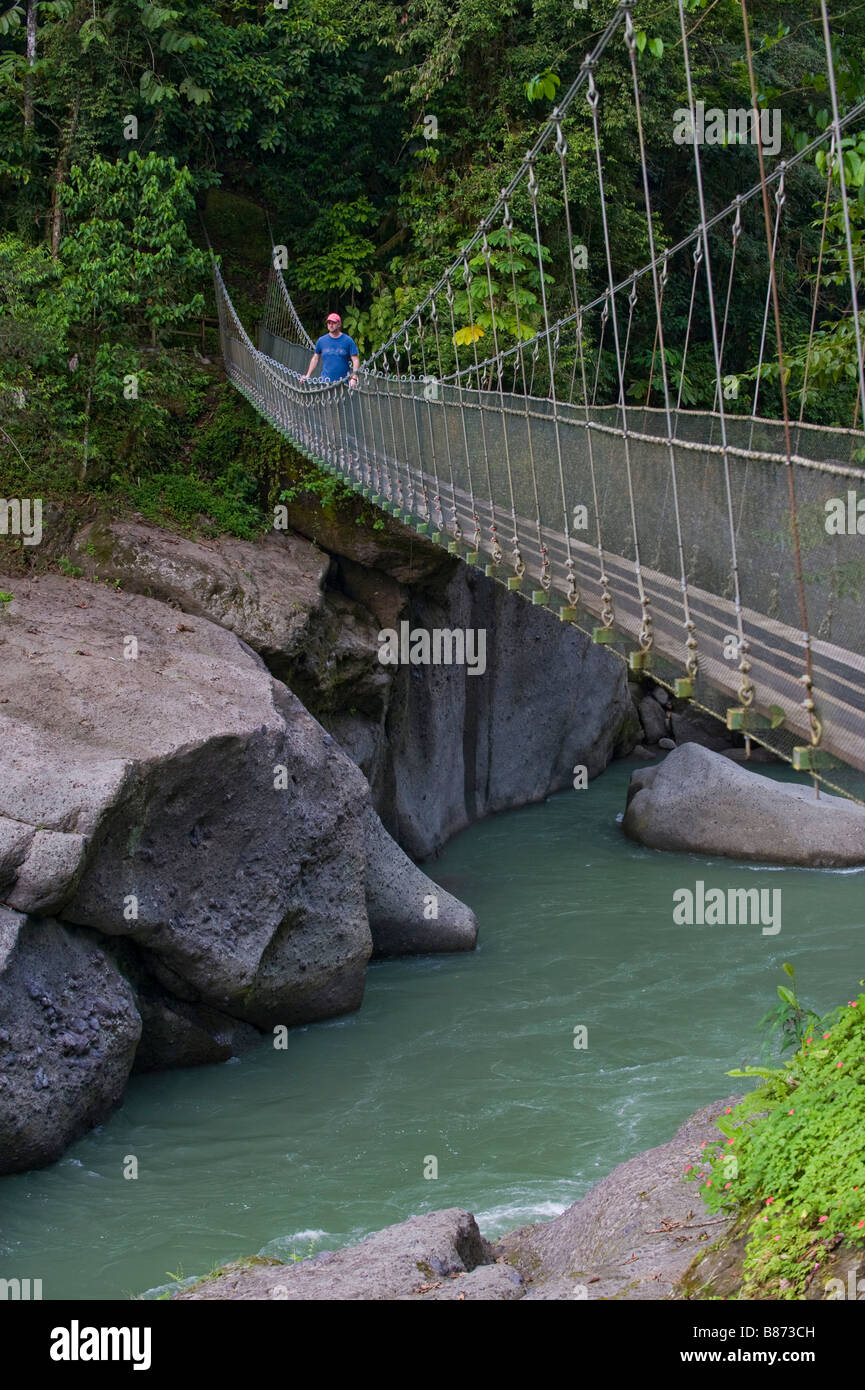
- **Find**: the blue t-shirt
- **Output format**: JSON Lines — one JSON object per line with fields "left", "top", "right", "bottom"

{"left": 314, "top": 332, "right": 359, "bottom": 382}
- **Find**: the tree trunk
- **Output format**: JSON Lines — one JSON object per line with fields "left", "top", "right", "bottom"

{"left": 24, "top": 0, "right": 37, "bottom": 131}
{"left": 50, "top": 95, "right": 80, "bottom": 258}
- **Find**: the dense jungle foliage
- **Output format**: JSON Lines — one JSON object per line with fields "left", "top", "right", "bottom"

{"left": 0, "top": 0, "right": 864, "bottom": 529}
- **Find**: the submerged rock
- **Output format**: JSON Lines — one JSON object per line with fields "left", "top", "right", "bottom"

{"left": 622, "top": 742, "right": 865, "bottom": 866}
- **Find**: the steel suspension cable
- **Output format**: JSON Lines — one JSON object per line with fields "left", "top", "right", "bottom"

{"left": 587, "top": 62, "right": 653, "bottom": 654}
{"left": 676, "top": 0, "right": 753, "bottom": 709}
{"left": 625, "top": 10, "right": 700, "bottom": 681}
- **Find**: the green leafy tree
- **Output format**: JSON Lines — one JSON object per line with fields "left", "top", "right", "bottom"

{"left": 57, "top": 150, "right": 207, "bottom": 475}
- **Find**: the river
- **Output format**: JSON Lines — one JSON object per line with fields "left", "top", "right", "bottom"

{"left": 0, "top": 758, "right": 861, "bottom": 1299}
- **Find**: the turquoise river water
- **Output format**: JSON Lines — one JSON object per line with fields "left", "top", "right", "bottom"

{"left": 0, "top": 758, "right": 862, "bottom": 1299}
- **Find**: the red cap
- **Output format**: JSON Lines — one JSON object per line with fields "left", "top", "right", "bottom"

{"left": 326, "top": 313, "right": 342, "bottom": 325}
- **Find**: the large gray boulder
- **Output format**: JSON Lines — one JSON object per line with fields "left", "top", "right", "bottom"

{"left": 71, "top": 519, "right": 330, "bottom": 677}
{"left": 174, "top": 1209, "right": 522, "bottom": 1300}
{"left": 0, "top": 572, "right": 374, "bottom": 1026}
{"left": 0, "top": 572, "right": 476, "bottom": 1031}
{"left": 70, "top": 519, "right": 391, "bottom": 723}
{"left": 622, "top": 741, "right": 865, "bottom": 866}
{"left": 0, "top": 909, "right": 141, "bottom": 1175}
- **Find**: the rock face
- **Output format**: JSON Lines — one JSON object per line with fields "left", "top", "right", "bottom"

{"left": 0, "top": 909, "right": 141, "bottom": 1175}
{"left": 362, "top": 806, "right": 476, "bottom": 956}
{"left": 174, "top": 1209, "right": 523, "bottom": 1301}
{"left": 0, "top": 571, "right": 476, "bottom": 1172}
{"left": 361, "top": 564, "right": 635, "bottom": 860}
{"left": 68, "top": 515, "right": 634, "bottom": 861}
{"left": 622, "top": 742, "right": 865, "bottom": 867}
{"left": 172, "top": 1099, "right": 734, "bottom": 1300}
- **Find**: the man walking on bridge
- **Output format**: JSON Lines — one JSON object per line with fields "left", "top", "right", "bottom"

{"left": 301, "top": 313, "right": 360, "bottom": 386}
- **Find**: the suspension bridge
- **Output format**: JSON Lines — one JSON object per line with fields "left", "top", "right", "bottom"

{"left": 212, "top": 0, "right": 865, "bottom": 803}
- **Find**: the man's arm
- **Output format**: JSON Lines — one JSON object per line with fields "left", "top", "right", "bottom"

{"left": 301, "top": 352, "right": 320, "bottom": 381}
{"left": 349, "top": 353, "right": 360, "bottom": 386}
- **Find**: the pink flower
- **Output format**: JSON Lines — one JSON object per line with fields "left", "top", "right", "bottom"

{"left": 725, "top": 1107, "right": 732, "bottom": 1114}
{"left": 857, "top": 1221, "right": 864, "bottom": 1229}
{"left": 837, "top": 1062, "right": 843, "bottom": 1068}
{"left": 823, "top": 1032, "right": 831, "bottom": 1039}
{"left": 805, "top": 1036, "right": 813, "bottom": 1044}
{"left": 848, "top": 1001, "right": 858, "bottom": 1007}
{"left": 818, "top": 1215, "right": 828, "bottom": 1223}
{"left": 724, "top": 1182, "right": 732, "bottom": 1190}
{"left": 788, "top": 1109, "right": 794, "bottom": 1115}
{"left": 765, "top": 1197, "right": 774, "bottom": 1205}
{"left": 774, "top": 1236, "right": 780, "bottom": 1241}
{"left": 685, "top": 1165, "right": 692, "bottom": 1172}
{"left": 705, "top": 1179, "right": 712, "bottom": 1187}
{"left": 727, "top": 1138, "right": 735, "bottom": 1145}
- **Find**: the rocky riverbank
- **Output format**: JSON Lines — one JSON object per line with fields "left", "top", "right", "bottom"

{"left": 169, "top": 1086, "right": 865, "bottom": 1301}
{"left": 173, "top": 1097, "right": 739, "bottom": 1300}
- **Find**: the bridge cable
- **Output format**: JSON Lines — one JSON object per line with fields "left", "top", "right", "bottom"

{"left": 416, "top": 310, "right": 445, "bottom": 534}
{"left": 742, "top": 0, "right": 821, "bottom": 782}
{"left": 480, "top": 225, "right": 520, "bottom": 571}
{"left": 444, "top": 275, "right": 482, "bottom": 554}
{"left": 501, "top": 192, "right": 541, "bottom": 584}
{"left": 676, "top": 0, "right": 753, "bottom": 709}
{"left": 461, "top": 250, "right": 500, "bottom": 563}
{"left": 798, "top": 154, "right": 836, "bottom": 432}
{"left": 556, "top": 112, "right": 615, "bottom": 626}
{"left": 625, "top": 10, "right": 700, "bottom": 681}
{"left": 587, "top": 61, "right": 653, "bottom": 655}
